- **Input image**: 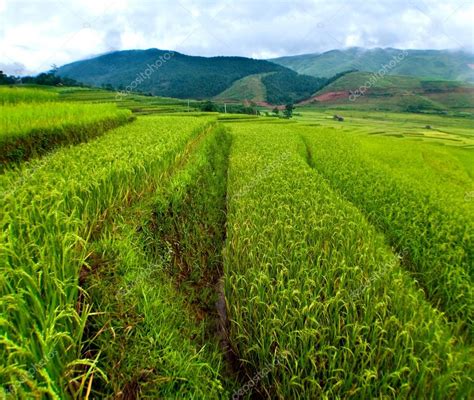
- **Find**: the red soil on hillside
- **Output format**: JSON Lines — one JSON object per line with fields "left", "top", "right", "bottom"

{"left": 297, "top": 90, "right": 350, "bottom": 105}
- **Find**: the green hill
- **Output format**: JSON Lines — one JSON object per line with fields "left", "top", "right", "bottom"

{"left": 272, "top": 48, "right": 474, "bottom": 82}
{"left": 305, "top": 71, "right": 474, "bottom": 114}
{"left": 56, "top": 49, "right": 324, "bottom": 103}
{"left": 261, "top": 70, "right": 326, "bottom": 104}
{"left": 214, "top": 70, "right": 327, "bottom": 104}
{"left": 57, "top": 49, "right": 286, "bottom": 99}
{"left": 317, "top": 72, "right": 423, "bottom": 93}
{"left": 214, "top": 73, "right": 270, "bottom": 103}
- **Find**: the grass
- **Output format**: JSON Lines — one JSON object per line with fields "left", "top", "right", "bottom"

{"left": 0, "top": 115, "right": 217, "bottom": 398}
{"left": 214, "top": 73, "right": 270, "bottom": 103}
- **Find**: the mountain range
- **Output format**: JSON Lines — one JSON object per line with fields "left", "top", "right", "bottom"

{"left": 271, "top": 47, "right": 474, "bottom": 82}
{"left": 56, "top": 49, "right": 326, "bottom": 104}
{"left": 56, "top": 47, "right": 474, "bottom": 105}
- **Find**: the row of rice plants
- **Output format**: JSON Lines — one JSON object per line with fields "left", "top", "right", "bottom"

{"left": 0, "top": 86, "right": 58, "bottom": 104}
{"left": 354, "top": 133, "right": 473, "bottom": 205}
{"left": 1, "top": 101, "right": 132, "bottom": 167}
{"left": 0, "top": 116, "right": 217, "bottom": 398}
{"left": 223, "top": 121, "right": 472, "bottom": 399}
{"left": 301, "top": 127, "right": 473, "bottom": 339}
{"left": 57, "top": 87, "right": 194, "bottom": 114}
{"left": 81, "top": 125, "right": 233, "bottom": 398}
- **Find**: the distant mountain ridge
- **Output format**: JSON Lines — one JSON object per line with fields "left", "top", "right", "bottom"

{"left": 271, "top": 48, "right": 474, "bottom": 82}
{"left": 56, "top": 49, "right": 325, "bottom": 103}
{"left": 56, "top": 47, "right": 474, "bottom": 104}
{"left": 299, "top": 71, "right": 474, "bottom": 114}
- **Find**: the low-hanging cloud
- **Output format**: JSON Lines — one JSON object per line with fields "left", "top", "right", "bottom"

{"left": 1, "top": 0, "right": 472, "bottom": 75}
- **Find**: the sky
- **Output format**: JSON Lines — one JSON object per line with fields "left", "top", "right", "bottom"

{"left": 1, "top": 0, "right": 473, "bottom": 75}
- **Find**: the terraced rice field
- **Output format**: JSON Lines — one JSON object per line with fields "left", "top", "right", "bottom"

{"left": 0, "top": 100, "right": 131, "bottom": 167}
{"left": 1, "top": 86, "right": 473, "bottom": 398}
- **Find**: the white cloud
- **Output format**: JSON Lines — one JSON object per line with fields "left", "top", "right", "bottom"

{"left": 1, "top": 0, "right": 473, "bottom": 75}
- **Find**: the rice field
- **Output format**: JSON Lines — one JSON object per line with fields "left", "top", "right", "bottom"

{"left": 0, "top": 88, "right": 132, "bottom": 167}
{"left": 301, "top": 128, "right": 473, "bottom": 338}
{"left": 0, "top": 90, "right": 473, "bottom": 398}
{"left": 223, "top": 121, "right": 472, "bottom": 398}
{"left": 0, "top": 115, "right": 216, "bottom": 398}
{"left": 0, "top": 86, "right": 58, "bottom": 104}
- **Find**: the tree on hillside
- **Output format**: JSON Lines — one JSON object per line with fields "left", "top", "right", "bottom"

{"left": 283, "top": 103, "right": 294, "bottom": 118}
{"left": 272, "top": 107, "right": 280, "bottom": 116}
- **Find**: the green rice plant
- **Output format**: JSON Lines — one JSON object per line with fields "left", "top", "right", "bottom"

{"left": 223, "top": 121, "right": 473, "bottom": 399}
{"left": 0, "top": 86, "right": 58, "bottom": 104}
{"left": 0, "top": 102, "right": 132, "bottom": 167}
{"left": 301, "top": 127, "right": 473, "bottom": 338}
{"left": 0, "top": 115, "right": 216, "bottom": 398}
{"left": 82, "top": 124, "right": 234, "bottom": 398}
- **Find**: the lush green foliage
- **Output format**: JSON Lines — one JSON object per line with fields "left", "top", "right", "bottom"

{"left": 0, "top": 71, "right": 84, "bottom": 87}
{"left": 58, "top": 86, "right": 196, "bottom": 112}
{"left": 317, "top": 71, "right": 425, "bottom": 93}
{"left": 55, "top": 48, "right": 330, "bottom": 104}
{"left": 262, "top": 70, "right": 326, "bottom": 104}
{"left": 0, "top": 101, "right": 131, "bottom": 166}
{"left": 56, "top": 49, "right": 286, "bottom": 99}
{"left": 0, "top": 116, "right": 215, "bottom": 398}
{"left": 223, "top": 120, "right": 473, "bottom": 398}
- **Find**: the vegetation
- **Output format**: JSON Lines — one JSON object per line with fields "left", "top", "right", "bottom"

{"left": 316, "top": 71, "right": 425, "bottom": 94}
{"left": 82, "top": 123, "right": 234, "bottom": 398}
{"left": 0, "top": 86, "right": 59, "bottom": 104}
{"left": 0, "top": 116, "right": 216, "bottom": 398}
{"left": 56, "top": 49, "right": 287, "bottom": 99}
{"left": 199, "top": 100, "right": 259, "bottom": 115}
{"left": 223, "top": 120, "right": 472, "bottom": 398}
{"left": 0, "top": 70, "right": 84, "bottom": 87}
{"left": 308, "top": 71, "right": 474, "bottom": 114}
{"left": 57, "top": 86, "right": 199, "bottom": 114}
{"left": 283, "top": 103, "right": 295, "bottom": 118}
{"left": 54, "top": 49, "right": 332, "bottom": 104}
{"left": 1, "top": 79, "right": 473, "bottom": 399}
{"left": 261, "top": 70, "right": 326, "bottom": 103}
{"left": 301, "top": 127, "right": 473, "bottom": 337}
{"left": 0, "top": 99, "right": 131, "bottom": 167}
{"left": 214, "top": 73, "right": 269, "bottom": 103}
